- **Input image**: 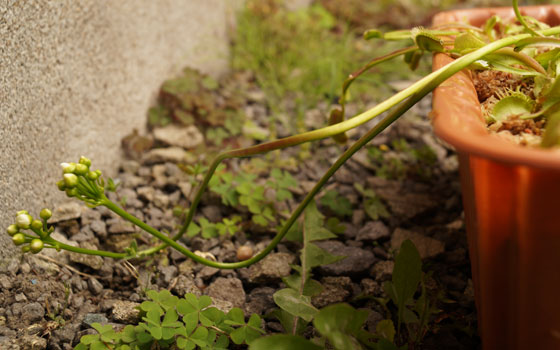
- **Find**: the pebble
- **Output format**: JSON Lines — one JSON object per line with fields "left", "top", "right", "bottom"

{"left": 370, "top": 261, "right": 394, "bottom": 281}
{"left": 171, "top": 275, "right": 201, "bottom": 297}
{"left": 315, "top": 240, "right": 376, "bottom": 276}
{"left": 153, "top": 125, "right": 204, "bottom": 149}
{"left": 49, "top": 202, "right": 84, "bottom": 223}
{"left": 245, "top": 287, "right": 275, "bottom": 316}
{"left": 159, "top": 266, "right": 178, "bottom": 284}
{"left": 142, "top": 147, "right": 196, "bottom": 165}
{"left": 312, "top": 276, "right": 353, "bottom": 309}
{"left": 20, "top": 335, "right": 47, "bottom": 350}
{"left": 21, "top": 303, "right": 44, "bottom": 323}
{"left": 205, "top": 277, "right": 246, "bottom": 308}
{"left": 69, "top": 251, "right": 104, "bottom": 270}
{"left": 246, "top": 253, "right": 296, "bottom": 283}
{"left": 356, "top": 221, "right": 390, "bottom": 241}
{"left": 111, "top": 301, "right": 141, "bottom": 324}
{"left": 390, "top": 228, "right": 445, "bottom": 259}
{"left": 82, "top": 313, "right": 108, "bottom": 327}
{"left": 87, "top": 277, "right": 104, "bottom": 295}
{"left": 89, "top": 220, "right": 107, "bottom": 236}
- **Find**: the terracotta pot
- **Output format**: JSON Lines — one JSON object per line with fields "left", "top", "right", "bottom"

{"left": 431, "top": 6, "right": 560, "bottom": 350}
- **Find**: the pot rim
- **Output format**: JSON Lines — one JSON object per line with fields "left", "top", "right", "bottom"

{"left": 431, "top": 5, "right": 560, "bottom": 170}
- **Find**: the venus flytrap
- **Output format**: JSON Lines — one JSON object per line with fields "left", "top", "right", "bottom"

{"left": 9, "top": 2, "right": 560, "bottom": 272}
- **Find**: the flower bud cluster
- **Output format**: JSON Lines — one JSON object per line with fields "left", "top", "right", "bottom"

{"left": 6, "top": 208, "right": 53, "bottom": 254}
{"left": 56, "top": 156, "right": 104, "bottom": 205}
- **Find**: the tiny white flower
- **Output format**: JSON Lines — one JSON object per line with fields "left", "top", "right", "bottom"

{"left": 16, "top": 213, "right": 32, "bottom": 229}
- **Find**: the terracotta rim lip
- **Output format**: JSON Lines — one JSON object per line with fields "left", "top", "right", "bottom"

{"left": 431, "top": 5, "right": 560, "bottom": 170}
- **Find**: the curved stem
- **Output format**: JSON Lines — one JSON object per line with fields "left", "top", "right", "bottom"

{"left": 513, "top": 0, "right": 543, "bottom": 37}
{"left": 104, "top": 25, "right": 560, "bottom": 268}
{"left": 339, "top": 46, "right": 418, "bottom": 113}
{"left": 42, "top": 236, "right": 127, "bottom": 259}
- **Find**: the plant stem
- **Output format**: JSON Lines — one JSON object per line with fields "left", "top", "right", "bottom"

{"left": 65, "top": 25, "right": 560, "bottom": 268}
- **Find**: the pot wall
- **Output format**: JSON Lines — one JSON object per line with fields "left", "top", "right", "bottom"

{"left": 432, "top": 6, "right": 560, "bottom": 349}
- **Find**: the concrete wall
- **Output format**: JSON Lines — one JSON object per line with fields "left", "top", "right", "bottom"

{"left": 0, "top": 0, "right": 238, "bottom": 266}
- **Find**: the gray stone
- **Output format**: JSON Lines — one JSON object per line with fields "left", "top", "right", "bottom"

{"left": 120, "top": 160, "right": 141, "bottom": 174}
{"left": 171, "top": 275, "right": 201, "bottom": 297}
{"left": 205, "top": 277, "right": 246, "bottom": 308}
{"left": 356, "top": 221, "right": 390, "bottom": 241}
{"left": 245, "top": 287, "right": 276, "bottom": 316}
{"left": 153, "top": 125, "right": 204, "bottom": 149}
{"left": 197, "top": 266, "right": 220, "bottom": 280}
{"left": 82, "top": 313, "right": 109, "bottom": 328}
{"left": 390, "top": 228, "right": 445, "bottom": 259}
{"left": 312, "top": 277, "right": 353, "bottom": 309}
{"left": 90, "top": 220, "right": 107, "bottom": 236}
{"left": 111, "top": 301, "right": 141, "bottom": 324}
{"left": 142, "top": 147, "right": 196, "bottom": 165}
{"left": 69, "top": 249, "right": 104, "bottom": 270}
{"left": 360, "top": 278, "right": 382, "bottom": 296}
{"left": 178, "top": 182, "right": 193, "bottom": 199}
{"left": 159, "top": 266, "right": 178, "bottom": 284}
{"left": 201, "top": 205, "right": 222, "bottom": 222}
{"left": 153, "top": 191, "right": 170, "bottom": 209}
{"left": 210, "top": 298, "right": 234, "bottom": 314}
{"left": 48, "top": 202, "right": 85, "bottom": 223}
{"left": 247, "top": 253, "right": 296, "bottom": 283}
{"left": 366, "top": 177, "right": 440, "bottom": 220}
{"left": 371, "top": 261, "right": 394, "bottom": 281}
{"left": 137, "top": 186, "right": 155, "bottom": 202}
{"left": 21, "top": 303, "right": 44, "bottom": 323}
{"left": 87, "top": 277, "right": 104, "bottom": 295}
{"left": 315, "top": 241, "right": 375, "bottom": 276}
{"left": 0, "top": 275, "right": 13, "bottom": 290}
{"left": 50, "top": 324, "right": 78, "bottom": 346}
{"left": 81, "top": 209, "right": 102, "bottom": 226}
{"left": 20, "top": 335, "right": 47, "bottom": 350}
{"left": 107, "top": 219, "right": 136, "bottom": 234}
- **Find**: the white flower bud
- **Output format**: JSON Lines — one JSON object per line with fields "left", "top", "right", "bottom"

{"left": 61, "top": 162, "right": 76, "bottom": 174}
{"left": 16, "top": 213, "right": 32, "bottom": 229}
{"left": 63, "top": 173, "right": 78, "bottom": 188}
{"left": 75, "top": 163, "right": 88, "bottom": 176}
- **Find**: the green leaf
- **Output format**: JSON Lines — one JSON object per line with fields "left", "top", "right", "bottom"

{"left": 283, "top": 274, "right": 324, "bottom": 297}
{"left": 313, "top": 304, "right": 368, "bottom": 350}
{"left": 392, "top": 239, "right": 422, "bottom": 329}
{"left": 230, "top": 327, "right": 247, "bottom": 345}
{"left": 453, "top": 32, "right": 486, "bottom": 53}
{"left": 363, "top": 29, "right": 383, "bottom": 40}
{"left": 273, "top": 288, "right": 319, "bottom": 322}
{"left": 542, "top": 109, "right": 560, "bottom": 147}
{"left": 413, "top": 29, "right": 444, "bottom": 53}
{"left": 304, "top": 243, "right": 345, "bottom": 269}
{"left": 490, "top": 93, "right": 535, "bottom": 122}
{"left": 377, "top": 338, "right": 400, "bottom": 350}
{"left": 226, "top": 308, "right": 245, "bottom": 324}
{"left": 319, "top": 190, "right": 353, "bottom": 217}
{"left": 186, "top": 222, "right": 201, "bottom": 238}
{"left": 271, "top": 309, "right": 308, "bottom": 335}
{"left": 249, "top": 335, "right": 323, "bottom": 350}
{"left": 376, "top": 319, "right": 396, "bottom": 342}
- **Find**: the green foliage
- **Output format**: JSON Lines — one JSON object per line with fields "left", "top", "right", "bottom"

{"left": 266, "top": 168, "right": 298, "bottom": 202}
{"left": 233, "top": 2, "right": 380, "bottom": 133}
{"left": 366, "top": 139, "right": 437, "bottom": 181}
{"left": 75, "top": 290, "right": 265, "bottom": 350}
{"left": 319, "top": 190, "right": 353, "bottom": 217}
{"left": 354, "top": 183, "right": 390, "bottom": 221}
{"left": 273, "top": 201, "right": 343, "bottom": 334}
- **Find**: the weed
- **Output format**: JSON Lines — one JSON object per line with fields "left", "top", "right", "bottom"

{"left": 74, "top": 290, "right": 265, "bottom": 350}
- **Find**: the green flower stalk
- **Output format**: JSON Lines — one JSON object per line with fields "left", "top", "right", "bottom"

{"left": 9, "top": 1, "right": 560, "bottom": 269}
